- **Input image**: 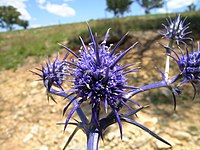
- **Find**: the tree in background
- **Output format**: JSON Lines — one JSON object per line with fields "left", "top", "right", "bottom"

{"left": 0, "top": 5, "right": 28, "bottom": 31}
{"left": 136, "top": 0, "right": 164, "bottom": 14}
{"left": 17, "top": 20, "right": 29, "bottom": 30}
{"left": 106, "top": 0, "right": 133, "bottom": 17}
{"left": 187, "top": 3, "right": 196, "bottom": 11}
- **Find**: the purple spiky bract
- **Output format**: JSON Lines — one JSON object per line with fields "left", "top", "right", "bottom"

{"left": 32, "top": 54, "right": 68, "bottom": 91}
{"left": 161, "top": 14, "right": 192, "bottom": 45}
{"left": 169, "top": 42, "right": 200, "bottom": 99}
{"left": 61, "top": 25, "right": 139, "bottom": 137}
{"left": 179, "top": 45, "right": 200, "bottom": 83}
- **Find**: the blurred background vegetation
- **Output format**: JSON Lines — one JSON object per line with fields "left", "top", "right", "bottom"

{"left": 0, "top": 0, "right": 200, "bottom": 70}
{"left": 0, "top": 10, "right": 200, "bottom": 70}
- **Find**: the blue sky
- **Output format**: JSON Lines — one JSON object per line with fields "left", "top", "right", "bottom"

{"left": 0, "top": 0, "right": 199, "bottom": 30}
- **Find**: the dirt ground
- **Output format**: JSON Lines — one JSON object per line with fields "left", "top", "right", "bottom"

{"left": 0, "top": 33, "right": 200, "bottom": 150}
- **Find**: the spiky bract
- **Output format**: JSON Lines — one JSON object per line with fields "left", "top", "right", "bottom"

{"left": 32, "top": 54, "right": 68, "bottom": 91}
{"left": 61, "top": 26, "right": 139, "bottom": 137}
{"left": 161, "top": 14, "right": 192, "bottom": 45}
{"left": 169, "top": 42, "right": 200, "bottom": 99}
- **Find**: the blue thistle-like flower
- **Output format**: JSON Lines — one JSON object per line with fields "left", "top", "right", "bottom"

{"left": 31, "top": 53, "right": 69, "bottom": 91}
{"left": 32, "top": 25, "right": 172, "bottom": 148}
{"left": 168, "top": 42, "right": 200, "bottom": 99}
{"left": 59, "top": 25, "right": 140, "bottom": 137}
{"left": 161, "top": 14, "right": 192, "bottom": 45}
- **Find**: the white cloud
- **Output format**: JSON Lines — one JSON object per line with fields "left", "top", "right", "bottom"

{"left": 35, "top": 0, "right": 46, "bottom": 5}
{"left": 167, "top": 0, "right": 197, "bottom": 9}
{"left": 40, "top": 2, "right": 75, "bottom": 17}
{"left": 157, "top": 8, "right": 169, "bottom": 14}
{"left": 30, "top": 24, "right": 42, "bottom": 28}
{"left": 158, "top": 0, "right": 197, "bottom": 13}
{"left": 0, "top": 0, "right": 31, "bottom": 20}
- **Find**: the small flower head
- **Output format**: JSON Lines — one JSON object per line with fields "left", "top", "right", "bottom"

{"left": 60, "top": 25, "right": 139, "bottom": 137}
{"left": 31, "top": 54, "right": 68, "bottom": 91}
{"left": 169, "top": 42, "right": 200, "bottom": 99}
{"left": 161, "top": 14, "right": 192, "bottom": 45}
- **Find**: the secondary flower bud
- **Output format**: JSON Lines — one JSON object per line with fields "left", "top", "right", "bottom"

{"left": 160, "top": 14, "right": 192, "bottom": 45}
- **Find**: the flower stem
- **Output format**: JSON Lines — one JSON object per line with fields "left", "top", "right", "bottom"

{"left": 49, "top": 88, "right": 89, "bottom": 124}
{"left": 164, "top": 39, "right": 173, "bottom": 80}
{"left": 165, "top": 55, "right": 170, "bottom": 80}
{"left": 128, "top": 80, "right": 168, "bottom": 97}
{"left": 114, "top": 75, "right": 179, "bottom": 113}
{"left": 104, "top": 75, "right": 180, "bottom": 128}
{"left": 87, "top": 130, "right": 99, "bottom": 150}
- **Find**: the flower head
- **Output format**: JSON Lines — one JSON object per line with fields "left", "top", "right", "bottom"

{"left": 31, "top": 53, "right": 68, "bottom": 91}
{"left": 169, "top": 42, "right": 200, "bottom": 99}
{"left": 59, "top": 25, "right": 139, "bottom": 137}
{"left": 161, "top": 14, "right": 192, "bottom": 45}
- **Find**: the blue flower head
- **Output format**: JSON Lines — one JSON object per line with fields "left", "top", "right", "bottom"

{"left": 31, "top": 54, "right": 68, "bottom": 91}
{"left": 169, "top": 42, "right": 200, "bottom": 99}
{"left": 161, "top": 14, "right": 192, "bottom": 45}
{"left": 59, "top": 25, "right": 140, "bottom": 137}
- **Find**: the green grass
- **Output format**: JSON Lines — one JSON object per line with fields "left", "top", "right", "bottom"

{"left": 0, "top": 23, "right": 86, "bottom": 70}
{"left": 0, "top": 11, "right": 200, "bottom": 70}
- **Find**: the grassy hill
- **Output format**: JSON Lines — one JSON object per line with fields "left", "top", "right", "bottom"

{"left": 0, "top": 11, "right": 200, "bottom": 70}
